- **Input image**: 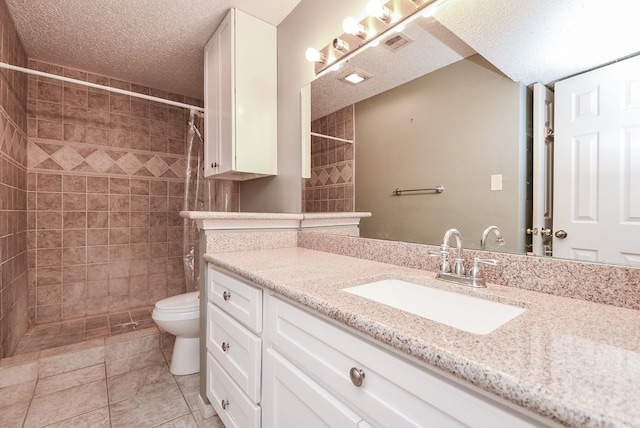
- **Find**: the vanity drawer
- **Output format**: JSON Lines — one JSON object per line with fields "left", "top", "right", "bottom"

{"left": 207, "top": 302, "right": 261, "bottom": 402}
{"left": 209, "top": 267, "right": 262, "bottom": 333}
{"left": 266, "top": 296, "right": 543, "bottom": 428}
{"left": 207, "top": 352, "right": 261, "bottom": 428}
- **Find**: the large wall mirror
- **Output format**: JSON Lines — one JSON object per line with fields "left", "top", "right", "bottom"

{"left": 303, "top": 0, "right": 640, "bottom": 266}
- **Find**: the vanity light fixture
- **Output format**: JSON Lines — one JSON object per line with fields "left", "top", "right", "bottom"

{"left": 333, "top": 37, "right": 350, "bottom": 52}
{"left": 343, "top": 17, "right": 369, "bottom": 39}
{"left": 367, "top": 0, "right": 393, "bottom": 23}
{"left": 305, "top": 47, "right": 326, "bottom": 63}
{"left": 306, "top": 0, "right": 445, "bottom": 74}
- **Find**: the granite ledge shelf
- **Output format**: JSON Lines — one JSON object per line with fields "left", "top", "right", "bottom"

{"left": 180, "top": 211, "right": 371, "bottom": 231}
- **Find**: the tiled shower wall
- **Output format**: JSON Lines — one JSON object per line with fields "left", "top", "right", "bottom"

{"left": 303, "top": 105, "right": 354, "bottom": 212}
{"left": 0, "top": 0, "right": 29, "bottom": 357}
{"left": 26, "top": 59, "right": 239, "bottom": 327}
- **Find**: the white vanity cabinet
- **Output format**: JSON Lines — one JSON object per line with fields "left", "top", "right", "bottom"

{"left": 263, "top": 296, "right": 549, "bottom": 428}
{"left": 206, "top": 266, "right": 551, "bottom": 428}
{"left": 203, "top": 8, "right": 277, "bottom": 180}
{"left": 206, "top": 267, "right": 263, "bottom": 428}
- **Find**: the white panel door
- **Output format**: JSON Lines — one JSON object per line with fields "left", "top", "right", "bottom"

{"left": 554, "top": 55, "right": 640, "bottom": 265}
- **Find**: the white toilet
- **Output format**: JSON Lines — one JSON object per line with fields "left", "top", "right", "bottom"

{"left": 152, "top": 291, "right": 200, "bottom": 375}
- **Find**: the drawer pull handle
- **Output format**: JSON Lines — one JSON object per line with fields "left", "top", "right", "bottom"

{"left": 349, "top": 367, "right": 365, "bottom": 387}
{"left": 221, "top": 399, "right": 229, "bottom": 410}
{"left": 221, "top": 342, "right": 230, "bottom": 352}
{"left": 223, "top": 291, "right": 231, "bottom": 301}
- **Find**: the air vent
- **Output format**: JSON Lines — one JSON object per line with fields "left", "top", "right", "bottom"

{"left": 383, "top": 33, "right": 414, "bottom": 52}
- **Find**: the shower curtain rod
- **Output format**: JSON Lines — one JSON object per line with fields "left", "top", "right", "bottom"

{"left": 0, "top": 61, "right": 205, "bottom": 112}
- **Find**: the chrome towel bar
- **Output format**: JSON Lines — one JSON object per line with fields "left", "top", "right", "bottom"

{"left": 392, "top": 186, "right": 444, "bottom": 196}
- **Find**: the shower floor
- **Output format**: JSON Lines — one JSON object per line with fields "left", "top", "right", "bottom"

{"left": 13, "top": 308, "right": 157, "bottom": 356}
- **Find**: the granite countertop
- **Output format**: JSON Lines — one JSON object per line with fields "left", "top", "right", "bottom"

{"left": 203, "top": 247, "right": 640, "bottom": 428}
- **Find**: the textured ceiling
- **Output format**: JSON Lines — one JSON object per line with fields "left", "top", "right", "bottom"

{"left": 311, "top": 0, "right": 640, "bottom": 120}
{"left": 6, "top": 0, "right": 640, "bottom": 104}
{"left": 5, "top": 0, "right": 302, "bottom": 99}
{"left": 437, "top": 0, "right": 640, "bottom": 86}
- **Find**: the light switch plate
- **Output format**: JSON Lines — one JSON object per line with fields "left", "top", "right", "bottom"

{"left": 491, "top": 174, "right": 502, "bottom": 191}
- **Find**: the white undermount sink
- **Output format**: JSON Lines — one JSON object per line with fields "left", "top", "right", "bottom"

{"left": 344, "top": 279, "right": 525, "bottom": 335}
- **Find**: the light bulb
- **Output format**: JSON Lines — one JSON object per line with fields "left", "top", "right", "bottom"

{"left": 343, "top": 17, "right": 368, "bottom": 38}
{"left": 367, "top": 0, "right": 391, "bottom": 23}
{"left": 343, "top": 17, "right": 358, "bottom": 34}
{"left": 305, "top": 47, "right": 324, "bottom": 63}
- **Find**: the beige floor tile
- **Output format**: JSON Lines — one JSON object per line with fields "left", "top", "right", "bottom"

{"left": 34, "top": 364, "right": 105, "bottom": 397}
{"left": 154, "top": 413, "right": 198, "bottom": 428}
{"left": 175, "top": 373, "right": 200, "bottom": 411}
{"left": 24, "top": 379, "right": 108, "bottom": 428}
{"left": 192, "top": 412, "right": 225, "bottom": 428}
{"left": 44, "top": 406, "right": 110, "bottom": 428}
{"left": 109, "top": 383, "right": 190, "bottom": 428}
{"left": 107, "top": 362, "right": 175, "bottom": 404}
{"left": 105, "top": 348, "right": 166, "bottom": 378}
{"left": 0, "top": 400, "right": 30, "bottom": 427}
{"left": 85, "top": 315, "right": 109, "bottom": 331}
{"left": 104, "top": 331, "right": 159, "bottom": 361}
{"left": 0, "top": 360, "right": 38, "bottom": 388}
{"left": 38, "top": 346, "right": 105, "bottom": 379}
{"left": 0, "top": 380, "right": 36, "bottom": 408}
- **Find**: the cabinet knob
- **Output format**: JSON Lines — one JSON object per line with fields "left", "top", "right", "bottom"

{"left": 222, "top": 342, "right": 230, "bottom": 352}
{"left": 349, "top": 367, "right": 365, "bottom": 387}
{"left": 221, "top": 399, "right": 229, "bottom": 410}
{"left": 211, "top": 162, "right": 219, "bottom": 168}
{"left": 223, "top": 291, "right": 231, "bottom": 301}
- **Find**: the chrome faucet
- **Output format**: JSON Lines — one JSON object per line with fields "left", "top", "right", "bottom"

{"left": 480, "top": 225, "right": 505, "bottom": 250}
{"left": 431, "top": 228, "right": 503, "bottom": 288}
{"left": 442, "top": 228, "right": 465, "bottom": 276}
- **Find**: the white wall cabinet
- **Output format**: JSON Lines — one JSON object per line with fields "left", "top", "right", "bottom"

{"left": 203, "top": 8, "right": 277, "bottom": 180}
{"left": 206, "top": 265, "right": 552, "bottom": 428}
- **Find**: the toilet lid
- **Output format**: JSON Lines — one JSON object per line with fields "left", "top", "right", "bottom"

{"left": 155, "top": 291, "right": 200, "bottom": 312}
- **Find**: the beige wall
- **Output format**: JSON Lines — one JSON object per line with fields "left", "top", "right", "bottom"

{"left": 355, "top": 56, "right": 530, "bottom": 253}
{"left": 240, "top": 0, "right": 367, "bottom": 213}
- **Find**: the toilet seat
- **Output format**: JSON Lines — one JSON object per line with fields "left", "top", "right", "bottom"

{"left": 152, "top": 291, "right": 200, "bottom": 321}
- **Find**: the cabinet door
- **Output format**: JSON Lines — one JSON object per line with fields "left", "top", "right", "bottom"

{"left": 262, "top": 349, "right": 362, "bottom": 428}
{"left": 234, "top": 9, "right": 277, "bottom": 176}
{"left": 203, "top": 23, "right": 218, "bottom": 177}
{"left": 204, "top": 9, "right": 233, "bottom": 176}
{"left": 266, "top": 296, "right": 548, "bottom": 428}
{"left": 217, "top": 8, "right": 234, "bottom": 175}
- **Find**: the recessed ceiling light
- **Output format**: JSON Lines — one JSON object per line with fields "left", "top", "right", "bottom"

{"left": 345, "top": 73, "right": 365, "bottom": 84}
{"left": 339, "top": 69, "right": 372, "bottom": 85}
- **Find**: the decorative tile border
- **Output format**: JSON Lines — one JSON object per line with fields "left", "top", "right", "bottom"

{"left": 28, "top": 140, "right": 187, "bottom": 179}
